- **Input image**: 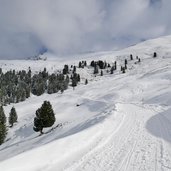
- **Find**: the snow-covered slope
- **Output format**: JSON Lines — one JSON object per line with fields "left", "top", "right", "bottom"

{"left": 1, "top": 35, "right": 171, "bottom": 171}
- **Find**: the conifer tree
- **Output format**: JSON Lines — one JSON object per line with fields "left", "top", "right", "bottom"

{"left": 122, "top": 67, "right": 126, "bottom": 73}
{"left": 125, "top": 59, "right": 128, "bottom": 65}
{"left": 153, "top": 52, "right": 157, "bottom": 58}
{"left": 73, "top": 66, "right": 76, "bottom": 74}
{"left": 85, "top": 79, "right": 88, "bottom": 85}
{"left": 78, "top": 61, "right": 82, "bottom": 68}
{"left": 101, "top": 70, "right": 103, "bottom": 76}
{"left": 0, "top": 106, "right": 7, "bottom": 145}
{"left": 110, "top": 67, "right": 114, "bottom": 74}
{"left": 0, "top": 122, "right": 7, "bottom": 145}
{"left": 94, "top": 65, "right": 99, "bottom": 74}
{"left": 0, "top": 106, "right": 6, "bottom": 124}
{"left": 130, "top": 54, "right": 133, "bottom": 60}
{"left": 33, "top": 101, "right": 55, "bottom": 134}
{"left": 114, "top": 61, "right": 117, "bottom": 70}
{"left": 9, "top": 107, "right": 18, "bottom": 127}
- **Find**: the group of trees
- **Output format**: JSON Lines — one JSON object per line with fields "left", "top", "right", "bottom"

{"left": 31, "top": 68, "right": 71, "bottom": 96}
{"left": 89, "top": 53, "right": 145, "bottom": 76}
{"left": 0, "top": 106, "right": 17, "bottom": 145}
{"left": 0, "top": 100, "right": 56, "bottom": 145}
{"left": 0, "top": 68, "right": 31, "bottom": 106}
{"left": 0, "top": 64, "right": 84, "bottom": 106}
{"left": 78, "top": 61, "right": 87, "bottom": 68}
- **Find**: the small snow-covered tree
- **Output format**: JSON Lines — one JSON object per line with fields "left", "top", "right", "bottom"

{"left": 85, "top": 79, "right": 88, "bottom": 85}
{"left": 153, "top": 52, "right": 157, "bottom": 58}
{"left": 9, "top": 107, "right": 18, "bottom": 127}
{"left": 130, "top": 54, "right": 133, "bottom": 60}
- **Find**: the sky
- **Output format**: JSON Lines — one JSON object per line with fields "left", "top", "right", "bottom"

{"left": 0, "top": 0, "right": 170, "bottom": 59}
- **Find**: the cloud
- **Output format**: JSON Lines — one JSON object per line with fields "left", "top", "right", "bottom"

{"left": 0, "top": 0, "right": 170, "bottom": 59}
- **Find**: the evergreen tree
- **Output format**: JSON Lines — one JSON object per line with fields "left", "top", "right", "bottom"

{"left": 122, "top": 67, "right": 126, "bottom": 73}
{"left": 110, "top": 67, "right": 114, "bottom": 74}
{"left": 130, "top": 54, "right": 133, "bottom": 60}
{"left": 114, "top": 61, "right": 117, "bottom": 70}
{"left": 90, "top": 60, "right": 95, "bottom": 67}
{"left": 9, "top": 107, "right": 18, "bottom": 127}
{"left": 0, "top": 106, "right": 6, "bottom": 124}
{"left": 108, "top": 63, "right": 111, "bottom": 68}
{"left": 0, "top": 122, "right": 7, "bottom": 145}
{"left": 94, "top": 65, "right": 99, "bottom": 74}
{"left": 153, "top": 52, "right": 157, "bottom": 58}
{"left": 121, "top": 66, "right": 123, "bottom": 72}
{"left": 85, "top": 79, "right": 88, "bottom": 85}
{"left": 71, "top": 73, "right": 78, "bottom": 89}
{"left": 78, "top": 61, "right": 82, "bottom": 68}
{"left": 33, "top": 101, "right": 56, "bottom": 134}
{"left": 73, "top": 66, "right": 76, "bottom": 74}
{"left": 0, "top": 105, "right": 7, "bottom": 145}
{"left": 84, "top": 61, "right": 87, "bottom": 67}
{"left": 125, "top": 59, "right": 128, "bottom": 65}
{"left": 63, "top": 65, "right": 69, "bottom": 75}
{"left": 101, "top": 70, "right": 103, "bottom": 76}
{"left": 125, "top": 64, "right": 127, "bottom": 70}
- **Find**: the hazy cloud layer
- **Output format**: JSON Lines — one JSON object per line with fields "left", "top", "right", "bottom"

{"left": 0, "top": 0, "right": 170, "bottom": 59}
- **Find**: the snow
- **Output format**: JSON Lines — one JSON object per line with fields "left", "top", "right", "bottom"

{"left": 1, "top": 35, "right": 171, "bottom": 170}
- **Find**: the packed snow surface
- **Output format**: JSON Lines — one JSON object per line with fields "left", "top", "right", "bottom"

{"left": 1, "top": 35, "right": 171, "bottom": 170}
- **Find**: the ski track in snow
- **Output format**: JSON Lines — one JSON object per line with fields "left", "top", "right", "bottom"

{"left": 1, "top": 35, "right": 171, "bottom": 171}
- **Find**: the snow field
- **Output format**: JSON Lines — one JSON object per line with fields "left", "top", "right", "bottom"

{"left": 1, "top": 35, "right": 171, "bottom": 170}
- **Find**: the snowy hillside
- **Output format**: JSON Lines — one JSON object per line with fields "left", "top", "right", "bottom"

{"left": 1, "top": 35, "right": 171, "bottom": 171}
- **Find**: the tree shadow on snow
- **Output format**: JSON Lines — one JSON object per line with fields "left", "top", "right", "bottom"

{"left": 146, "top": 107, "right": 171, "bottom": 143}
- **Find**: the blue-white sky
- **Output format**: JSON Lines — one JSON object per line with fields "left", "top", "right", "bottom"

{"left": 0, "top": 0, "right": 170, "bottom": 59}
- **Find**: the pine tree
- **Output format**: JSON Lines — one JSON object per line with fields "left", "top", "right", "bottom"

{"left": 130, "top": 54, "right": 133, "bottom": 60}
{"left": 94, "top": 65, "right": 99, "bottom": 74}
{"left": 0, "top": 122, "right": 7, "bottom": 145}
{"left": 0, "top": 106, "right": 7, "bottom": 145}
{"left": 110, "top": 67, "right": 114, "bottom": 74}
{"left": 78, "top": 61, "right": 82, "bottom": 68}
{"left": 122, "top": 67, "right": 126, "bottom": 74}
{"left": 73, "top": 66, "right": 76, "bottom": 74}
{"left": 101, "top": 70, "right": 103, "bottom": 76}
{"left": 114, "top": 61, "right": 117, "bottom": 70}
{"left": 85, "top": 79, "right": 88, "bottom": 85}
{"left": 72, "top": 74, "right": 78, "bottom": 89}
{"left": 33, "top": 101, "right": 56, "bottom": 134}
{"left": 9, "top": 107, "right": 18, "bottom": 127}
{"left": 0, "top": 106, "right": 6, "bottom": 124}
{"left": 125, "top": 59, "right": 128, "bottom": 65}
{"left": 153, "top": 52, "right": 157, "bottom": 58}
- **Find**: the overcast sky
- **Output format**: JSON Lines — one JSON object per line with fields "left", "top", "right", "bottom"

{"left": 0, "top": 0, "right": 170, "bottom": 59}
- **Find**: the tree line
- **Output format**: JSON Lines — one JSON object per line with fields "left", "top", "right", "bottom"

{"left": 0, "top": 64, "right": 82, "bottom": 106}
